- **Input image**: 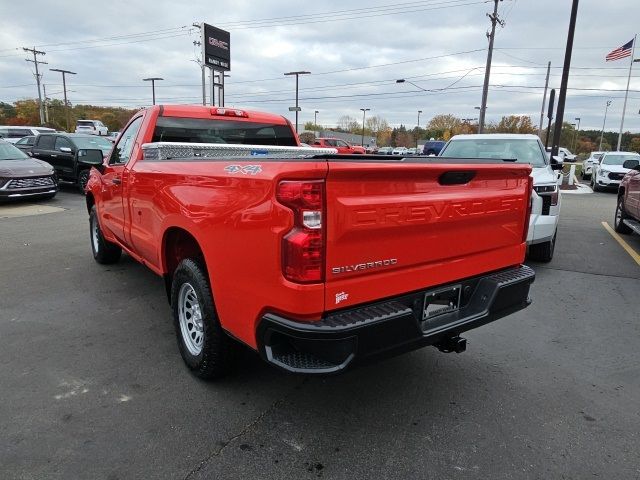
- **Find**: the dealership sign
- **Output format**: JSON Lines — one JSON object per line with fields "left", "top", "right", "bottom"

{"left": 203, "top": 24, "right": 230, "bottom": 71}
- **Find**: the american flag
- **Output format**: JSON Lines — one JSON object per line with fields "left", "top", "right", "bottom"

{"left": 606, "top": 39, "right": 634, "bottom": 61}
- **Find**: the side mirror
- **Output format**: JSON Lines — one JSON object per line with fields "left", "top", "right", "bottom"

{"left": 622, "top": 159, "right": 640, "bottom": 169}
{"left": 77, "top": 149, "right": 104, "bottom": 171}
{"left": 59, "top": 147, "right": 72, "bottom": 153}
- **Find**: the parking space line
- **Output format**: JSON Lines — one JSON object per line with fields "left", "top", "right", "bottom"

{"left": 602, "top": 222, "right": 640, "bottom": 267}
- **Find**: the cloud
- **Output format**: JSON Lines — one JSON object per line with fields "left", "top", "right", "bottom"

{"left": 0, "top": 0, "right": 638, "bottom": 132}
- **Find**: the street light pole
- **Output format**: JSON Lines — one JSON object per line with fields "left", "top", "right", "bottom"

{"left": 143, "top": 77, "right": 163, "bottom": 105}
{"left": 314, "top": 110, "right": 319, "bottom": 129}
{"left": 360, "top": 108, "right": 370, "bottom": 147}
{"left": 49, "top": 68, "right": 76, "bottom": 132}
{"left": 417, "top": 110, "right": 422, "bottom": 148}
{"left": 284, "top": 71, "right": 311, "bottom": 133}
{"left": 600, "top": 100, "right": 612, "bottom": 150}
{"left": 573, "top": 116, "right": 581, "bottom": 151}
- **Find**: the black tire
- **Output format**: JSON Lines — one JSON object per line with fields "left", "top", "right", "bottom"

{"left": 591, "top": 177, "right": 600, "bottom": 192}
{"left": 614, "top": 196, "right": 633, "bottom": 234}
{"left": 78, "top": 169, "right": 90, "bottom": 194}
{"left": 528, "top": 229, "right": 557, "bottom": 262}
{"left": 89, "top": 206, "right": 122, "bottom": 264}
{"left": 171, "top": 259, "right": 234, "bottom": 379}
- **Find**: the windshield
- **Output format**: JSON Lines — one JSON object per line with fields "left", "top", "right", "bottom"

{"left": 152, "top": 117, "right": 297, "bottom": 146}
{"left": 592, "top": 153, "right": 603, "bottom": 160}
{"left": 602, "top": 154, "right": 639, "bottom": 166}
{"left": 0, "top": 142, "right": 29, "bottom": 160}
{"left": 441, "top": 138, "right": 548, "bottom": 167}
{"left": 73, "top": 136, "right": 113, "bottom": 151}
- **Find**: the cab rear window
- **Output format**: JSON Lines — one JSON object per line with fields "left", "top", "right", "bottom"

{"left": 152, "top": 117, "right": 297, "bottom": 147}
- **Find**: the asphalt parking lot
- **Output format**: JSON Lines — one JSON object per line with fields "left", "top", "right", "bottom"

{"left": 1, "top": 186, "right": 639, "bottom": 480}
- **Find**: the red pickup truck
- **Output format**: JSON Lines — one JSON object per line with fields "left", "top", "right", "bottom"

{"left": 83, "top": 105, "right": 535, "bottom": 379}
{"left": 311, "top": 137, "right": 366, "bottom": 154}
{"left": 614, "top": 155, "right": 640, "bottom": 235}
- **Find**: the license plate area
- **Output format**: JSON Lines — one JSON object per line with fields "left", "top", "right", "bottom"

{"left": 421, "top": 285, "right": 461, "bottom": 329}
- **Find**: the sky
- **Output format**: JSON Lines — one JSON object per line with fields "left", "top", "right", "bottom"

{"left": 1, "top": 0, "right": 639, "bottom": 133}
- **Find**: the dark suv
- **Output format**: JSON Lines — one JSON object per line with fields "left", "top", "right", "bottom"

{"left": 30, "top": 133, "right": 113, "bottom": 192}
{"left": 423, "top": 140, "right": 446, "bottom": 156}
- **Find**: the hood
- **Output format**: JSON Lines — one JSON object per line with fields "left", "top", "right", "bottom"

{"left": 0, "top": 159, "right": 54, "bottom": 177}
{"left": 531, "top": 166, "right": 556, "bottom": 185}
{"left": 600, "top": 164, "right": 630, "bottom": 173}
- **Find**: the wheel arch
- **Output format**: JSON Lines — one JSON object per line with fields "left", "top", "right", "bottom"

{"left": 161, "top": 227, "right": 207, "bottom": 303}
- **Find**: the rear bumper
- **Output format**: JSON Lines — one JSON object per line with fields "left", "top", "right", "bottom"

{"left": 257, "top": 265, "right": 535, "bottom": 374}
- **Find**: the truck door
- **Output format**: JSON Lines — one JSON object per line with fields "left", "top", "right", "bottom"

{"left": 53, "top": 137, "right": 76, "bottom": 178}
{"left": 99, "top": 116, "right": 144, "bottom": 246}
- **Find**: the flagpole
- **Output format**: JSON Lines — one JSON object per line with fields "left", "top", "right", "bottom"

{"left": 617, "top": 34, "right": 636, "bottom": 151}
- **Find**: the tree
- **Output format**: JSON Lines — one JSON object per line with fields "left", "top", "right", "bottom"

{"left": 427, "top": 114, "right": 461, "bottom": 133}
{"left": 337, "top": 115, "right": 357, "bottom": 131}
{"left": 630, "top": 137, "right": 640, "bottom": 153}
{"left": 303, "top": 121, "right": 322, "bottom": 131}
{"left": 299, "top": 132, "right": 316, "bottom": 144}
{"left": 488, "top": 115, "right": 536, "bottom": 134}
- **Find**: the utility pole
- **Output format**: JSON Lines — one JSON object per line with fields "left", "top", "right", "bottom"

{"left": 23, "top": 47, "right": 47, "bottom": 125}
{"left": 478, "top": 0, "right": 504, "bottom": 133}
{"left": 600, "top": 100, "right": 612, "bottom": 150}
{"left": 49, "top": 68, "right": 76, "bottom": 132}
{"left": 143, "top": 77, "right": 163, "bottom": 105}
{"left": 43, "top": 84, "right": 49, "bottom": 124}
{"left": 284, "top": 71, "right": 311, "bottom": 133}
{"left": 360, "top": 108, "right": 370, "bottom": 147}
{"left": 545, "top": 89, "right": 556, "bottom": 149}
{"left": 550, "top": 0, "right": 579, "bottom": 162}
{"left": 538, "top": 61, "right": 551, "bottom": 138}
{"left": 617, "top": 35, "right": 637, "bottom": 151}
{"left": 192, "top": 22, "right": 206, "bottom": 106}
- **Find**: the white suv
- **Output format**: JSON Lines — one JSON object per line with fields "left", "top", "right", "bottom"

{"left": 591, "top": 151, "right": 640, "bottom": 192}
{"left": 440, "top": 134, "right": 562, "bottom": 262}
{"left": 0, "top": 126, "right": 56, "bottom": 143}
{"left": 75, "top": 120, "right": 108, "bottom": 136}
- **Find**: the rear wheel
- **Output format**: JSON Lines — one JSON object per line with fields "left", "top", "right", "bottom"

{"left": 171, "top": 259, "right": 234, "bottom": 379}
{"left": 528, "top": 229, "right": 557, "bottom": 263}
{"left": 614, "top": 196, "right": 633, "bottom": 234}
{"left": 89, "top": 206, "right": 122, "bottom": 264}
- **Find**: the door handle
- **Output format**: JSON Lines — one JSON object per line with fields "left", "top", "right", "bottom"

{"left": 112, "top": 177, "right": 121, "bottom": 185}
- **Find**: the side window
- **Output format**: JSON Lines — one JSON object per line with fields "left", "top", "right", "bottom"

{"left": 36, "top": 135, "right": 56, "bottom": 150}
{"left": 110, "top": 116, "right": 143, "bottom": 165}
{"left": 54, "top": 137, "right": 73, "bottom": 151}
{"left": 337, "top": 140, "right": 349, "bottom": 147}
{"left": 325, "top": 139, "right": 337, "bottom": 147}
{"left": 9, "top": 128, "right": 31, "bottom": 138}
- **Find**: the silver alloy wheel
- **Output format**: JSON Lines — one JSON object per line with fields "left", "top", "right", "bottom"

{"left": 91, "top": 215, "right": 99, "bottom": 253}
{"left": 178, "top": 283, "right": 204, "bottom": 356}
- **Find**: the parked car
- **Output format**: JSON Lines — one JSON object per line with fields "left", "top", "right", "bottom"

{"left": 407, "top": 147, "right": 418, "bottom": 155}
{"left": 615, "top": 157, "right": 640, "bottom": 235}
{"left": 0, "top": 139, "right": 57, "bottom": 201}
{"left": 14, "top": 135, "right": 37, "bottom": 155}
{"left": 545, "top": 147, "right": 576, "bottom": 162}
{"left": 591, "top": 152, "right": 640, "bottom": 192}
{"left": 311, "top": 138, "right": 366, "bottom": 154}
{"left": 30, "top": 133, "right": 113, "bottom": 192}
{"left": 392, "top": 146, "right": 408, "bottom": 155}
{"left": 582, "top": 151, "right": 603, "bottom": 179}
{"left": 0, "top": 126, "right": 56, "bottom": 143}
{"left": 422, "top": 140, "right": 446, "bottom": 156}
{"left": 440, "top": 134, "right": 562, "bottom": 262}
{"left": 85, "top": 105, "right": 534, "bottom": 378}
{"left": 75, "top": 119, "right": 109, "bottom": 136}
{"left": 377, "top": 146, "right": 393, "bottom": 155}
{"left": 106, "top": 131, "right": 120, "bottom": 143}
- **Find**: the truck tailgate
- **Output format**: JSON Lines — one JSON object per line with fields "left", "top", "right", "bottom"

{"left": 324, "top": 159, "right": 531, "bottom": 310}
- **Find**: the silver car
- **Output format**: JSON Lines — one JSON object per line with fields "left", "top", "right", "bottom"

{"left": 582, "top": 151, "right": 603, "bottom": 180}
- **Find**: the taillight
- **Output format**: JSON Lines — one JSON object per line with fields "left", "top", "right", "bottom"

{"left": 277, "top": 180, "right": 325, "bottom": 283}
{"left": 522, "top": 176, "right": 534, "bottom": 244}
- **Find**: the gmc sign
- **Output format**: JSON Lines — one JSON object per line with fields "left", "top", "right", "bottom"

{"left": 203, "top": 23, "right": 230, "bottom": 71}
